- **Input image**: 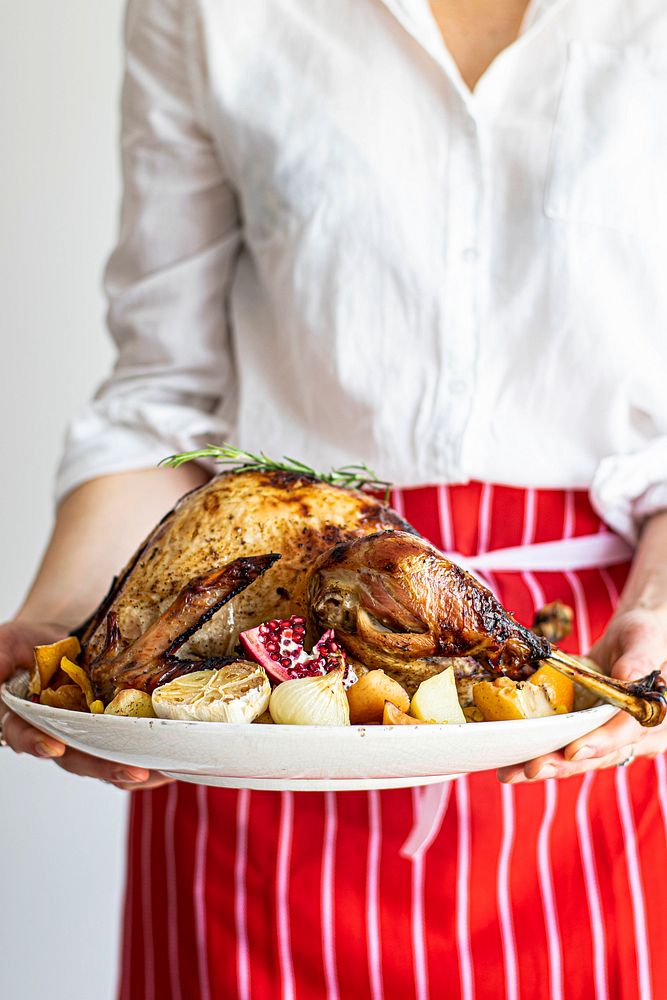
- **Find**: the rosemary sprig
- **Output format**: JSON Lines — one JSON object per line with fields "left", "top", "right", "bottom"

{"left": 159, "top": 444, "right": 393, "bottom": 500}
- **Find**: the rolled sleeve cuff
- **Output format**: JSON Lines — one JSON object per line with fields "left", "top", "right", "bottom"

{"left": 55, "top": 400, "right": 229, "bottom": 505}
{"left": 590, "top": 438, "right": 667, "bottom": 545}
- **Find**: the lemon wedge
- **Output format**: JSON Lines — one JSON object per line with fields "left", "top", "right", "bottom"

{"left": 152, "top": 662, "right": 270, "bottom": 723}
{"left": 528, "top": 663, "right": 574, "bottom": 714}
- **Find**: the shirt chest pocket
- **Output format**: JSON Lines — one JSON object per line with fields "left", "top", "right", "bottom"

{"left": 544, "top": 42, "right": 667, "bottom": 241}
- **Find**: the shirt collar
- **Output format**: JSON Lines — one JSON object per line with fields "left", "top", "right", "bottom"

{"left": 376, "top": 0, "right": 572, "bottom": 108}
{"left": 380, "top": 0, "right": 570, "bottom": 40}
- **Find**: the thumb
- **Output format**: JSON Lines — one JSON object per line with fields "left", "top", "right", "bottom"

{"left": 610, "top": 622, "right": 666, "bottom": 683}
{"left": 0, "top": 621, "right": 66, "bottom": 682}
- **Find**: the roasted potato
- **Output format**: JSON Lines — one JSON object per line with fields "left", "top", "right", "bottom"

{"left": 383, "top": 701, "right": 427, "bottom": 725}
{"left": 410, "top": 667, "right": 467, "bottom": 723}
{"left": 346, "top": 669, "right": 409, "bottom": 724}
{"left": 472, "top": 676, "right": 557, "bottom": 722}
{"left": 28, "top": 636, "right": 81, "bottom": 696}
{"left": 39, "top": 684, "right": 87, "bottom": 712}
{"left": 104, "top": 689, "right": 156, "bottom": 718}
{"left": 60, "top": 656, "right": 95, "bottom": 708}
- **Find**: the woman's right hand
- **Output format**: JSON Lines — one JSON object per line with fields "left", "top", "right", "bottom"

{"left": 0, "top": 619, "right": 171, "bottom": 790}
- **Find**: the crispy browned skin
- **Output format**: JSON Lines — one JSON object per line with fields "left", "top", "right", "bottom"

{"left": 90, "top": 556, "right": 279, "bottom": 700}
{"left": 307, "top": 530, "right": 550, "bottom": 676}
{"left": 79, "top": 470, "right": 415, "bottom": 692}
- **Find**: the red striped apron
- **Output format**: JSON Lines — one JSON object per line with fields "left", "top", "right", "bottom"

{"left": 118, "top": 483, "right": 667, "bottom": 1000}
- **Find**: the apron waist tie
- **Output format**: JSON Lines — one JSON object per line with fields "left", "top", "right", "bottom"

{"left": 444, "top": 531, "right": 632, "bottom": 579}
{"left": 400, "top": 529, "right": 633, "bottom": 859}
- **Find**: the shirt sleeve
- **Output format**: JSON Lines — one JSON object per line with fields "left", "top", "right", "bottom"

{"left": 590, "top": 437, "right": 667, "bottom": 544}
{"left": 55, "top": 0, "right": 240, "bottom": 503}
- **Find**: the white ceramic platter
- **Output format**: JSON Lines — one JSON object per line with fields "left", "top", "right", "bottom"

{"left": 1, "top": 672, "right": 617, "bottom": 791}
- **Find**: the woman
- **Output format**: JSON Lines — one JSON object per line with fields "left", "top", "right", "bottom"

{"left": 3, "top": 1, "right": 667, "bottom": 996}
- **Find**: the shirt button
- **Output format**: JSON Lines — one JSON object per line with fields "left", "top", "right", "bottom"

{"left": 462, "top": 247, "right": 478, "bottom": 262}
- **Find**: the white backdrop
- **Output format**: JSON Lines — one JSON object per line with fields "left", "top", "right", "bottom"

{"left": 0, "top": 3, "right": 127, "bottom": 998}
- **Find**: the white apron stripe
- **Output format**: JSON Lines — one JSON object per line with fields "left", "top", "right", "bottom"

{"left": 498, "top": 784, "right": 519, "bottom": 1000}
{"left": 655, "top": 755, "right": 667, "bottom": 848}
{"left": 564, "top": 570, "right": 591, "bottom": 653}
{"left": 521, "top": 488, "right": 536, "bottom": 547}
{"left": 615, "top": 768, "right": 652, "bottom": 1000}
{"left": 235, "top": 789, "right": 251, "bottom": 1000}
{"left": 400, "top": 783, "right": 453, "bottom": 858}
{"left": 599, "top": 567, "right": 620, "bottom": 607}
{"left": 564, "top": 490, "right": 576, "bottom": 540}
{"left": 537, "top": 781, "right": 563, "bottom": 1000}
{"left": 523, "top": 571, "right": 545, "bottom": 619}
{"left": 456, "top": 777, "right": 475, "bottom": 1000}
{"left": 410, "top": 788, "right": 429, "bottom": 1000}
{"left": 321, "top": 792, "right": 340, "bottom": 1000}
{"left": 523, "top": 564, "right": 565, "bottom": 1000}
{"left": 194, "top": 786, "right": 212, "bottom": 1000}
{"left": 141, "top": 793, "right": 155, "bottom": 1000}
{"left": 165, "top": 784, "right": 183, "bottom": 1000}
{"left": 366, "top": 790, "right": 384, "bottom": 1000}
{"left": 437, "top": 483, "right": 454, "bottom": 551}
{"left": 478, "top": 482, "right": 493, "bottom": 555}
{"left": 276, "top": 792, "right": 295, "bottom": 1000}
{"left": 575, "top": 773, "right": 608, "bottom": 1000}
{"left": 390, "top": 486, "right": 406, "bottom": 518}
{"left": 121, "top": 800, "right": 136, "bottom": 999}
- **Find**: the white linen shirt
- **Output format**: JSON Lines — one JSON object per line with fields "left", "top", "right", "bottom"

{"left": 57, "top": 0, "right": 667, "bottom": 543}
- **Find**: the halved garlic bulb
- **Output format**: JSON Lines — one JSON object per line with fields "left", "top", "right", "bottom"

{"left": 269, "top": 667, "right": 350, "bottom": 726}
{"left": 152, "top": 661, "right": 270, "bottom": 723}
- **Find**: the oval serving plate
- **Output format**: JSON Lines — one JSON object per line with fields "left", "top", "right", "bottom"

{"left": 1, "top": 672, "right": 617, "bottom": 791}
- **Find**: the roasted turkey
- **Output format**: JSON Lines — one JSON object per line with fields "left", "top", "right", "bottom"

{"left": 81, "top": 470, "right": 412, "bottom": 700}
{"left": 307, "top": 530, "right": 550, "bottom": 675}
{"left": 77, "top": 468, "right": 666, "bottom": 724}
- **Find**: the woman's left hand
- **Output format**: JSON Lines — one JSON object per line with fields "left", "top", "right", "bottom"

{"left": 497, "top": 606, "right": 667, "bottom": 783}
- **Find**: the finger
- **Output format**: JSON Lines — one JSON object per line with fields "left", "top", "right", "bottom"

{"left": 613, "top": 648, "right": 665, "bottom": 683}
{"left": 0, "top": 620, "right": 62, "bottom": 680}
{"left": 1, "top": 711, "right": 66, "bottom": 758}
{"left": 0, "top": 622, "right": 36, "bottom": 679}
{"left": 563, "top": 711, "right": 647, "bottom": 763}
{"left": 605, "top": 613, "right": 667, "bottom": 682}
{"left": 108, "top": 773, "right": 174, "bottom": 792}
{"left": 634, "top": 723, "right": 667, "bottom": 758}
{"left": 498, "top": 751, "right": 565, "bottom": 784}
{"left": 498, "top": 745, "right": 634, "bottom": 783}
{"left": 53, "top": 748, "right": 151, "bottom": 784}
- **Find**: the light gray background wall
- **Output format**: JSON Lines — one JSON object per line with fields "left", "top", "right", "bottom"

{"left": 0, "top": 3, "right": 127, "bottom": 998}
